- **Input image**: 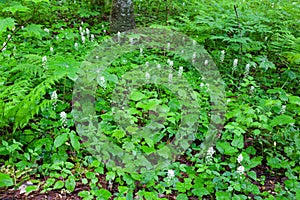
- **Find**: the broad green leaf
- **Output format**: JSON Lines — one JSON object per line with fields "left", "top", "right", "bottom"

{"left": 69, "top": 131, "right": 80, "bottom": 151}
{"left": 23, "top": 24, "right": 44, "bottom": 39}
{"left": 53, "top": 180, "right": 64, "bottom": 189}
{"left": 65, "top": 176, "right": 76, "bottom": 192}
{"left": 176, "top": 194, "right": 188, "bottom": 200}
{"left": 0, "top": 18, "right": 15, "bottom": 34}
{"left": 0, "top": 173, "right": 13, "bottom": 187}
{"left": 192, "top": 187, "right": 210, "bottom": 197}
{"left": 94, "top": 188, "right": 112, "bottom": 199}
{"left": 54, "top": 133, "right": 69, "bottom": 149}
{"left": 216, "top": 191, "right": 232, "bottom": 200}
{"left": 270, "top": 115, "right": 295, "bottom": 127}
{"left": 2, "top": 4, "right": 29, "bottom": 14}
{"left": 25, "top": 185, "right": 38, "bottom": 193}
{"left": 130, "top": 91, "right": 146, "bottom": 101}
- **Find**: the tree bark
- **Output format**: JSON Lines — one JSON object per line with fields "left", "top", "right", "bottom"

{"left": 110, "top": 0, "right": 135, "bottom": 33}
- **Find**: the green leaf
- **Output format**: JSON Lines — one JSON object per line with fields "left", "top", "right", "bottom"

{"left": 0, "top": 173, "right": 13, "bottom": 187}
{"left": 53, "top": 180, "right": 64, "bottom": 189}
{"left": 54, "top": 134, "right": 69, "bottom": 149}
{"left": 231, "top": 135, "right": 244, "bottom": 149}
{"left": 216, "top": 141, "right": 238, "bottom": 155}
{"left": 69, "top": 131, "right": 80, "bottom": 151}
{"left": 25, "top": 185, "right": 38, "bottom": 193}
{"left": 192, "top": 187, "right": 210, "bottom": 197}
{"left": 270, "top": 115, "right": 295, "bottom": 127}
{"left": 130, "top": 91, "right": 146, "bottom": 101}
{"left": 65, "top": 176, "right": 76, "bottom": 192}
{"left": 0, "top": 18, "right": 15, "bottom": 34}
{"left": 23, "top": 24, "right": 44, "bottom": 39}
{"left": 2, "top": 4, "right": 29, "bottom": 14}
{"left": 94, "top": 188, "right": 112, "bottom": 199}
{"left": 176, "top": 194, "right": 188, "bottom": 200}
{"left": 216, "top": 191, "right": 232, "bottom": 200}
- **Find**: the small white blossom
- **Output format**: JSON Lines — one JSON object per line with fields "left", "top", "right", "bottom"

{"left": 237, "top": 154, "right": 243, "bottom": 164}
{"left": 117, "top": 31, "right": 121, "bottom": 42}
{"left": 192, "top": 52, "right": 197, "bottom": 63}
{"left": 167, "top": 170, "right": 175, "bottom": 179}
{"left": 50, "top": 47, "right": 54, "bottom": 53}
{"left": 220, "top": 50, "right": 225, "bottom": 62}
{"left": 145, "top": 62, "right": 149, "bottom": 67}
{"left": 178, "top": 66, "right": 183, "bottom": 77}
{"left": 274, "top": 141, "right": 276, "bottom": 147}
{"left": 90, "top": 34, "right": 95, "bottom": 41}
{"left": 200, "top": 82, "right": 205, "bottom": 87}
{"left": 168, "top": 73, "right": 173, "bottom": 83}
{"left": 56, "top": 36, "right": 59, "bottom": 40}
{"left": 99, "top": 76, "right": 106, "bottom": 88}
{"left": 157, "top": 64, "right": 161, "bottom": 69}
{"left": 250, "top": 85, "right": 255, "bottom": 93}
{"left": 86, "top": 28, "right": 90, "bottom": 36}
{"left": 95, "top": 56, "right": 99, "bottom": 59}
{"left": 237, "top": 166, "right": 245, "bottom": 175}
{"left": 206, "top": 147, "right": 215, "bottom": 164}
{"left": 7, "top": 34, "right": 11, "bottom": 39}
{"left": 192, "top": 40, "right": 196, "bottom": 46}
{"left": 169, "top": 60, "right": 173, "bottom": 68}
{"left": 74, "top": 42, "right": 79, "bottom": 50}
{"left": 167, "top": 42, "right": 170, "bottom": 50}
{"left": 145, "top": 72, "right": 150, "bottom": 80}
{"left": 244, "top": 63, "right": 250, "bottom": 77}
{"left": 280, "top": 105, "right": 286, "bottom": 114}
{"left": 60, "top": 111, "right": 67, "bottom": 126}
{"left": 81, "top": 35, "right": 86, "bottom": 43}
{"left": 2, "top": 42, "right": 6, "bottom": 51}
{"left": 21, "top": 26, "right": 24, "bottom": 30}
{"left": 42, "top": 56, "right": 47, "bottom": 68}
{"left": 140, "top": 48, "right": 143, "bottom": 56}
{"left": 102, "top": 24, "right": 105, "bottom": 29}
{"left": 233, "top": 59, "right": 238, "bottom": 70}
{"left": 12, "top": 26, "right": 15, "bottom": 31}
{"left": 204, "top": 60, "right": 208, "bottom": 66}
{"left": 103, "top": 29, "right": 106, "bottom": 34}
{"left": 51, "top": 91, "right": 58, "bottom": 101}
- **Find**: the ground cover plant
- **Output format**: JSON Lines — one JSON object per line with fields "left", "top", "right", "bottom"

{"left": 0, "top": 0, "right": 299, "bottom": 199}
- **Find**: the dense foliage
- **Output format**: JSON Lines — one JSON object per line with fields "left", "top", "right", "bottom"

{"left": 0, "top": 0, "right": 299, "bottom": 199}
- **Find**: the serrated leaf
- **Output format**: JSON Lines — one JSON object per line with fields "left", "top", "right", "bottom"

{"left": 23, "top": 24, "right": 44, "bottom": 39}
{"left": 0, "top": 18, "right": 15, "bottom": 33}
{"left": 54, "top": 134, "right": 69, "bottom": 149}
{"left": 2, "top": 4, "right": 29, "bottom": 14}
{"left": 270, "top": 115, "right": 295, "bottom": 127}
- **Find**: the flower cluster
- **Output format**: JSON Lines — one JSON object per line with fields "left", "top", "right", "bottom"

{"left": 236, "top": 154, "right": 244, "bottom": 176}
{"left": 232, "top": 58, "right": 238, "bottom": 71}
{"left": 205, "top": 146, "right": 215, "bottom": 164}
{"left": 220, "top": 50, "right": 225, "bottom": 62}
{"left": 60, "top": 111, "right": 67, "bottom": 127}
{"left": 51, "top": 90, "right": 58, "bottom": 110}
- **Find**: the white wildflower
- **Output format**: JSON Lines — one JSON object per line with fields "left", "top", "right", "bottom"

{"left": 280, "top": 105, "right": 286, "bottom": 114}
{"left": 145, "top": 62, "right": 149, "bottom": 67}
{"left": 60, "top": 111, "right": 67, "bottom": 126}
{"left": 244, "top": 63, "right": 250, "bottom": 77}
{"left": 86, "top": 28, "right": 90, "bottom": 36}
{"left": 102, "top": 24, "right": 105, "bottom": 29}
{"left": 220, "top": 50, "right": 225, "bottom": 62}
{"left": 99, "top": 76, "right": 106, "bottom": 88}
{"left": 206, "top": 146, "right": 215, "bottom": 164}
{"left": 167, "top": 42, "right": 170, "bottom": 50}
{"left": 74, "top": 42, "right": 79, "bottom": 50}
{"left": 91, "top": 34, "right": 95, "bottom": 41}
{"left": 192, "top": 40, "right": 196, "bottom": 46}
{"left": 81, "top": 35, "right": 86, "bottom": 43}
{"left": 12, "top": 26, "right": 15, "bottom": 31}
{"left": 192, "top": 52, "right": 196, "bottom": 63}
{"left": 274, "top": 141, "right": 276, "bottom": 147}
{"left": 237, "top": 154, "right": 243, "bottom": 164}
{"left": 140, "top": 48, "right": 143, "bottom": 56}
{"left": 204, "top": 60, "right": 208, "bottom": 66}
{"left": 21, "top": 26, "right": 24, "bottom": 30}
{"left": 145, "top": 72, "right": 150, "bottom": 80}
{"left": 7, "top": 34, "right": 11, "bottom": 39}
{"left": 2, "top": 42, "right": 6, "bottom": 51}
{"left": 157, "top": 64, "right": 161, "bottom": 69}
{"left": 237, "top": 166, "right": 245, "bottom": 175}
{"left": 117, "top": 31, "right": 121, "bottom": 42}
{"left": 56, "top": 36, "right": 59, "bottom": 40}
{"left": 233, "top": 59, "right": 238, "bottom": 70}
{"left": 169, "top": 60, "right": 174, "bottom": 68}
{"left": 51, "top": 90, "right": 58, "bottom": 101}
{"left": 42, "top": 56, "right": 47, "bottom": 68}
{"left": 103, "top": 29, "right": 106, "bottom": 34}
{"left": 250, "top": 85, "right": 255, "bottom": 93}
{"left": 178, "top": 66, "right": 183, "bottom": 77}
{"left": 167, "top": 170, "right": 175, "bottom": 179}
{"left": 168, "top": 73, "right": 173, "bottom": 83}
{"left": 50, "top": 47, "right": 54, "bottom": 53}
{"left": 200, "top": 82, "right": 205, "bottom": 87}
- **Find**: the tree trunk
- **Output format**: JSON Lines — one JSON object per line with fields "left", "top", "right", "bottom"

{"left": 110, "top": 0, "right": 135, "bottom": 33}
